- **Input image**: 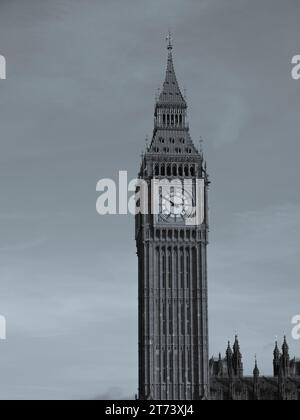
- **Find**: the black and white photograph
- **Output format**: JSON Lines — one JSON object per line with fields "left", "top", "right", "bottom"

{"left": 0, "top": 0, "right": 300, "bottom": 403}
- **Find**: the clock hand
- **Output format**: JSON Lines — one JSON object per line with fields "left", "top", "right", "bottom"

{"left": 164, "top": 197, "right": 175, "bottom": 207}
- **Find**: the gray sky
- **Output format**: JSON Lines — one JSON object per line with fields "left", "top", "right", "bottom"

{"left": 0, "top": 0, "right": 299, "bottom": 400}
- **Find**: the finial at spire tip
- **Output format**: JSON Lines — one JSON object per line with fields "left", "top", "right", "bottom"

{"left": 166, "top": 31, "right": 173, "bottom": 51}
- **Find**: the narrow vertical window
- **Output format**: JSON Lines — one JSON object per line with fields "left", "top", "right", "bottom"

{"left": 169, "top": 350, "right": 173, "bottom": 380}
{"left": 168, "top": 250, "right": 172, "bottom": 289}
{"left": 163, "top": 349, "right": 167, "bottom": 383}
{"left": 180, "top": 250, "right": 184, "bottom": 289}
{"left": 192, "top": 248, "right": 197, "bottom": 289}
{"left": 187, "top": 349, "right": 192, "bottom": 382}
{"left": 156, "top": 247, "right": 160, "bottom": 290}
{"left": 186, "top": 251, "right": 190, "bottom": 289}
{"left": 162, "top": 250, "right": 166, "bottom": 289}
{"left": 174, "top": 248, "right": 178, "bottom": 289}
{"left": 181, "top": 303, "right": 185, "bottom": 335}
{"left": 169, "top": 303, "right": 172, "bottom": 335}
{"left": 187, "top": 303, "right": 191, "bottom": 335}
{"left": 162, "top": 302, "right": 166, "bottom": 335}
{"left": 181, "top": 350, "right": 185, "bottom": 383}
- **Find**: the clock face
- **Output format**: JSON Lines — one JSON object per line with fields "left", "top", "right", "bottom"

{"left": 159, "top": 187, "right": 196, "bottom": 224}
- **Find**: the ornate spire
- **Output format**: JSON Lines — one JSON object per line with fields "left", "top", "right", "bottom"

{"left": 157, "top": 33, "right": 186, "bottom": 106}
{"left": 274, "top": 340, "right": 280, "bottom": 359}
{"left": 232, "top": 335, "right": 243, "bottom": 378}
{"left": 233, "top": 335, "right": 241, "bottom": 354}
{"left": 226, "top": 341, "right": 233, "bottom": 358}
{"left": 280, "top": 336, "right": 290, "bottom": 378}
{"left": 226, "top": 341, "right": 233, "bottom": 378}
{"left": 282, "top": 336, "right": 289, "bottom": 355}
{"left": 253, "top": 357, "right": 260, "bottom": 377}
{"left": 273, "top": 340, "right": 281, "bottom": 377}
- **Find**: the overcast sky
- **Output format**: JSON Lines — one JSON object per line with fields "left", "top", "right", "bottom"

{"left": 0, "top": 0, "right": 299, "bottom": 400}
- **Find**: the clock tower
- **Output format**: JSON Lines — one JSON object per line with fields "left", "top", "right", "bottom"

{"left": 136, "top": 35, "right": 210, "bottom": 400}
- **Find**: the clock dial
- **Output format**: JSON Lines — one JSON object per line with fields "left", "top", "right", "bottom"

{"left": 159, "top": 188, "right": 196, "bottom": 224}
